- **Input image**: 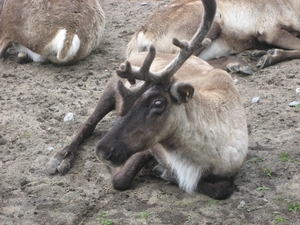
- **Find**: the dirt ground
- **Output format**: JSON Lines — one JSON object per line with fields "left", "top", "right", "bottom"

{"left": 1, "top": 0, "right": 300, "bottom": 225}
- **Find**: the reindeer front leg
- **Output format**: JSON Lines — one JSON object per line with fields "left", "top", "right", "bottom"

{"left": 109, "top": 150, "right": 153, "bottom": 190}
{"left": 46, "top": 77, "right": 118, "bottom": 175}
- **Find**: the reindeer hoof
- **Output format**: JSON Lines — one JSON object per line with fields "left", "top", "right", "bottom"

{"left": 152, "top": 164, "right": 165, "bottom": 177}
{"left": 257, "top": 49, "right": 279, "bottom": 68}
{"left": 46, "top": 157, "right": 62, "bottom": 175}
{"left": 250, "top": 50, "right": 267, "bottom": 57}
{"left": 227, "top": 63, "right": 254, "bottom": 75}
{"left": 45, "top": 146, "right": 75, "bottom": 175}
{"left": 257, "top": 54, "right": 272, "bottom": 69}
{"left": 57, "top": 160, "right": 72, "bottom": 175}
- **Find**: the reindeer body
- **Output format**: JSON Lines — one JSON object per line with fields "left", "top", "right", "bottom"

{"left": 108, "top": 52, "right": 248, "bottom": 193}
{"left": 127, "top": 0, "right": 300, "bottom": 72}
{"left": 0, "top": 0, "right": 105, "bottom": 65}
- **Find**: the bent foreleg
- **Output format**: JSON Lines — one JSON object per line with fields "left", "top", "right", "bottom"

{"left": 109, "top": 150, "right": 153, "bottom": 190}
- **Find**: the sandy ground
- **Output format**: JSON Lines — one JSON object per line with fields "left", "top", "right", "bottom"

{"left": 1, "top": 0, "right": 300, "bottom": 224}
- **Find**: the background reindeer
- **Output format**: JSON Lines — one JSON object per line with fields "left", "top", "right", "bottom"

{"left": 46, "top": 0, "right": 248, "bottom": 200}
{"left": 127, "top": 0, "right": 300, "bottom": 74}
{"left": 0, "top": 0, "right": 105, "bottom": 65}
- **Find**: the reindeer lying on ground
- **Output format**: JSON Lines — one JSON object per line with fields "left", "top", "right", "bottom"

{"left": 46, "top": 0, "right": 248, "bottom": 199}
{"left": 0, "top": 0, "right": 105, "bottom": 65}
{"left": 127, "top": 0, "right": 300, "bottom": 74}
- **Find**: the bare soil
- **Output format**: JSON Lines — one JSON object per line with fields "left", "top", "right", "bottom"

{"left": 1, "top": 1, "right": 300, "bottom": 224}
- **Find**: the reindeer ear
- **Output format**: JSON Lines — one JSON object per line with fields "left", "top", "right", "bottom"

{"left": 170, "top": 82, "right": 194, "bottom": 103}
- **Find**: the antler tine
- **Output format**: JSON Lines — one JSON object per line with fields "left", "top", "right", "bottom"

{"left": 117, "top": 80, "right": 152, "bottom": 116}
{"left": 116, "top": 46, "right": 157, "bottom": 81}
{"left": 155, "top": 0, "right": 217, "bottom": 83}
{"left": 115, "top": 0, "right": 216, "bottom": 116}
{"left": 116, "top": 46, "right": 159, "bottom": 116}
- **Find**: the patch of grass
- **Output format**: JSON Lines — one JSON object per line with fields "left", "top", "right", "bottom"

{"left": 256, "top": 186, "right": 270, "bottom": 191}
{"left": 138, "top": 211, "right": 150, "bottom": 219}
{"left": 99, "top": 213, "right": 114, "bottom": 225}
{"left": 186, "top": 215, "right": 193, "bottom": 223}
{"left": 23, "top": 132, "right": 34, "bottom": 138}
{"left": 262, "top": 168, "right": 273, "bottom": 178}
{"left": 275, "top": 196, "right": 283, "bottom": 201}
{"left": 18, "top": 144, "right": 27, "bottom": 150}
{"left": 288, "top": 202, "right": 300, "bottom": 213}
{"left": 157, "top": 195, "right": 164, "bottom": 200}
{"left": 184, "top": 202, "right": 193, "bottom": 207}
{"left": 250, "top": 156, "right": 264, "bottom": 163}
{"left": 274, "top": 216, "right": 287, "bottom": 223}
{"left": 207, "top": 200, "right": 218, "bottom": 211}
{"left": 279, "top": 152, "right": 291, "bottom": 162}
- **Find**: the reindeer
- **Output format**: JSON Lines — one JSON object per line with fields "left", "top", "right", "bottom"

{"left": 46, "top": 0, "right": 248, "bottom": 200}
{"left": 127, "top": 0, "right": 300, "bottom": 74}
{"left": 0, "top": 0, "right": 105, "bottom": 65}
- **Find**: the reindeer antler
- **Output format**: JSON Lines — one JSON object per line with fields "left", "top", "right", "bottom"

{"left": 117, "top": 0, "right": 217, "bottom": 115}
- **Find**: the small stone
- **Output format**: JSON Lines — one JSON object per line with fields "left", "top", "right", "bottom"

{"left": 296, "top": 87, "right": 300, "bottom": 95}
{"left": 233, "top": 79, "right": 239, "bottom": 84}
{"left": 63, "top": 112, "right": 74, "bottom": 122}
{"left": 252, "top": 97, "right": 260, "bottom": 103}
{"left": 289, "top": 101, "right": 300, "bottom": 107}
{"left": 141, "top": 2, "right": 148, "bottom": 6}
{"left": 47, "top": 146, "right": 54, "bottom": 152}
{"left": 240, "top": 200, "right": 245, "bottom": 206}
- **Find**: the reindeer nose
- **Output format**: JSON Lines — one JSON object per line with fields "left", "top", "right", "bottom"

{"left": 95, "top": 142, "right": 113, "bottom": 162}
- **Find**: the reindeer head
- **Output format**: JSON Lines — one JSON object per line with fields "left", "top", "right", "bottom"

{"left": 95, "top": 0, "right": 216, "bottom": 167}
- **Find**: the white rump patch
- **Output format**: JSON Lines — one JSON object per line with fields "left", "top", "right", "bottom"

{"left": 48, "top": 29, "right": 80, "bottom": 62}
{"left": 58, "top": 34, "right": 80, "bottom": 62}
{"left": 49, "top": 29, "right": 67, "bottom": 54}
{"left": 13, "top": 43, "right": 46, "bottom": 62}
{"left": 166, "top": 151, "right": 203, "bottom": 193}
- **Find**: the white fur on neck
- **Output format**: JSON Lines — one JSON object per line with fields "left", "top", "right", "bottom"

{"left": 165, "top": 150, "right": 203, "bottom": 193}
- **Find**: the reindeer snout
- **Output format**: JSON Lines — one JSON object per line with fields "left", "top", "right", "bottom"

{"left": 95, "top": 144, "right": 114, "bottom": 162}
{"left": 95, "top": 140, "right": 128, "bottom": 167}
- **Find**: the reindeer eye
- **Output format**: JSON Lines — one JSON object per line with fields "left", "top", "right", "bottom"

{"left": 148, "top": 97, "right": 166, "bottom": 116}
{"left": 152, "top": 100, "right": 163, "bottom": 108}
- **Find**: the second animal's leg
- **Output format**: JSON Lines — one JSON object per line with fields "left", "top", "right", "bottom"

{"left": 208, "top": 56, "right": 254, "bottom": 75}
{"left": 257, "top": 29, "right": 300, "bottom": 68}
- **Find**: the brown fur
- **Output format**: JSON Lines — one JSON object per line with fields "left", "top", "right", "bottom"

{"left": 127, "top": 0, "right": 300, "bottom": 73}
{"left": 0, "top": 0, "right": 105, "bottom": 65}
